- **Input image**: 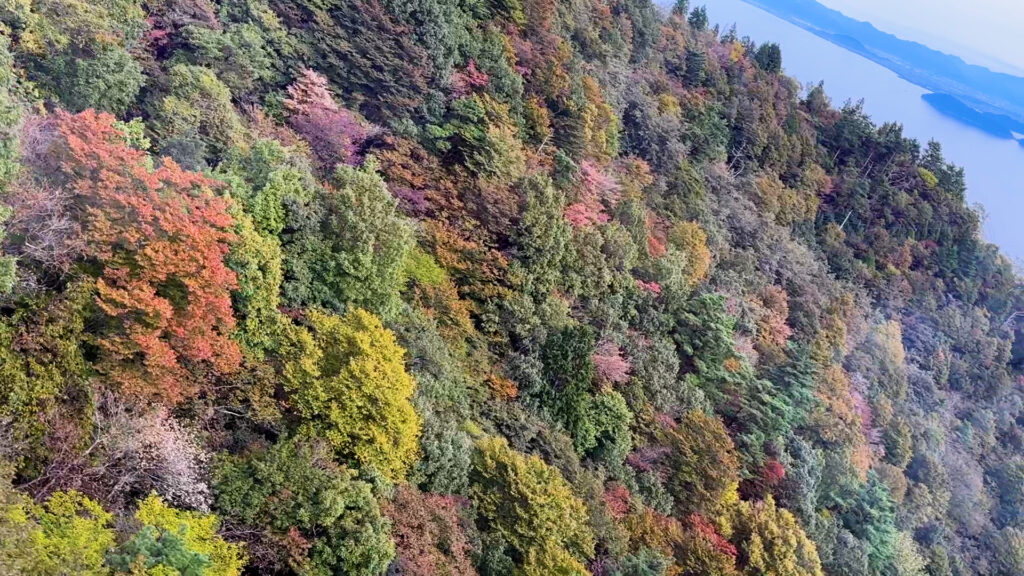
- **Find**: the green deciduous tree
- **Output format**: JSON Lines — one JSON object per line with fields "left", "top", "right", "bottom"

{"left": 217, "top": 140, "right": 317, "bottom": 357}
{"left": 217, "top": 139, "right": 318, "bottom": 238}
{"left": 150, "top": 65, "right": 246, "bottom": 169}
{"left": 1, "top": 0, "right": 146, "bottom": 115}
{"left": 993, "top": 527, "right": 1024, "bottom": 576}
{"left": 431, "top": 94, "right": 527, "bottom": 183}
{"left": 616, "top": 547, "right": 675, "bottom": 576}
{"left": 888, "top": 531, "right": 927, "bottom": 576}
{"left": 515, "top": 173, "right": 571, "bottom": 298}
{"left": 588, "top": 390, "right": 634, "bottom": 465}
{"left": 0, "top": 36, "right": 20, "bottom": 294}
{"left": 0, "top": 466, "right": 34, "bottom": 576}
{"left": 213, "top": 439, "right": 394, "bottom": 576}
{"left": 0, "top": 285, "right": 91, "bottom": 453}
{"left": 226, "top": 210, "right": 286, "bottom": 359}
{"left": 282, "top": 161, "right": 414, "bottom": 320}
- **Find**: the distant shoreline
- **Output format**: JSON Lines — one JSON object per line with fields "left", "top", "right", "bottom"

{"left": 740, "top": 0, "right": 1024, "bottom": 143}
{"left": 920, "top": 93, "right": 1024, "bottom": 144}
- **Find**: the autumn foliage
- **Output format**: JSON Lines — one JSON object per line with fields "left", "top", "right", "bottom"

{"left": 384, "top": 486, "right": 477, "bottom": 576}
{"left": 0, "top": 0, "right": 1019, "bottom": 574}
{"left": 284, "top": 69, "right": 372, "bottom": 172}
{"left": 31, "top": 110, "right": 240, "bottom": 404}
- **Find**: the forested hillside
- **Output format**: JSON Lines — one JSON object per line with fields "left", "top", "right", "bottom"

{"left": 0, "top": 0, "right": 1021, "bottom": 575}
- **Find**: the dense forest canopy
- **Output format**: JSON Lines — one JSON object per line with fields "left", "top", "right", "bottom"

{"left": 0, "top": 0, "right": 1022, "bottom": 575}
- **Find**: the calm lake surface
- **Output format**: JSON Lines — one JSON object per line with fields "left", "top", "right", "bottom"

{"left": 700, "top": 0, "right": 1024, "bottom": 262}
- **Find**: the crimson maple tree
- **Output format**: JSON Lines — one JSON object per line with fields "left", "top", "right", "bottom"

{"left": 41, "top": 110, "right": 241, "bottom": 404}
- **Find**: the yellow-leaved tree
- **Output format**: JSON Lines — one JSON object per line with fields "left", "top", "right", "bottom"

{"left": 470, "top": 436, "right": 595, "bottom": 576}
{"left": 1, "top": 488, "right": 115, "bottom": 576}
{"left": 123, "top": 494, "right": 247, "bottom": 576}
{"left": 283, "top": 308, "right": 421, "bottom": 481}
{"left": 729, "top": 496, "right": 823, "bottom": 576}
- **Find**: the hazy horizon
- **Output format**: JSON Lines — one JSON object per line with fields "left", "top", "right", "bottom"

{"left": 816, "top": 0, "right": 1024, "bottom": 76}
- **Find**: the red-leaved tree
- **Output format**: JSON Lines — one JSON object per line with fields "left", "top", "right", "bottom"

{"left": 602, "top": 482, "right": 631, "bottom": 519}
{"left": 564, "top": 161, "right": 619, "bottom": 229}
{"left": 32, "top": 110, "right": 240, "bottom": 404}
{"left": 688, "top": 513, "right": 738, "bottom": 558}
{"left": 450, "top": 60, "right": 490, "bottom": 98}
{"left": 383, "top": 486, "right": 478, "bottom": 576}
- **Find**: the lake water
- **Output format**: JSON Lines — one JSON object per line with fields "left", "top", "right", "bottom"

{"left": 698, "top": 0, "right": 1024, "bottom": 263}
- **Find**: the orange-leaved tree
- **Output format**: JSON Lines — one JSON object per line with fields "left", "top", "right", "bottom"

{"left": 38, "top": 110, "right": 240, "bottom": 404}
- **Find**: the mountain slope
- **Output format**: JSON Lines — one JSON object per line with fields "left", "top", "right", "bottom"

{"left": 0, "top": 0, "right": 1020, "bottom": 575}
